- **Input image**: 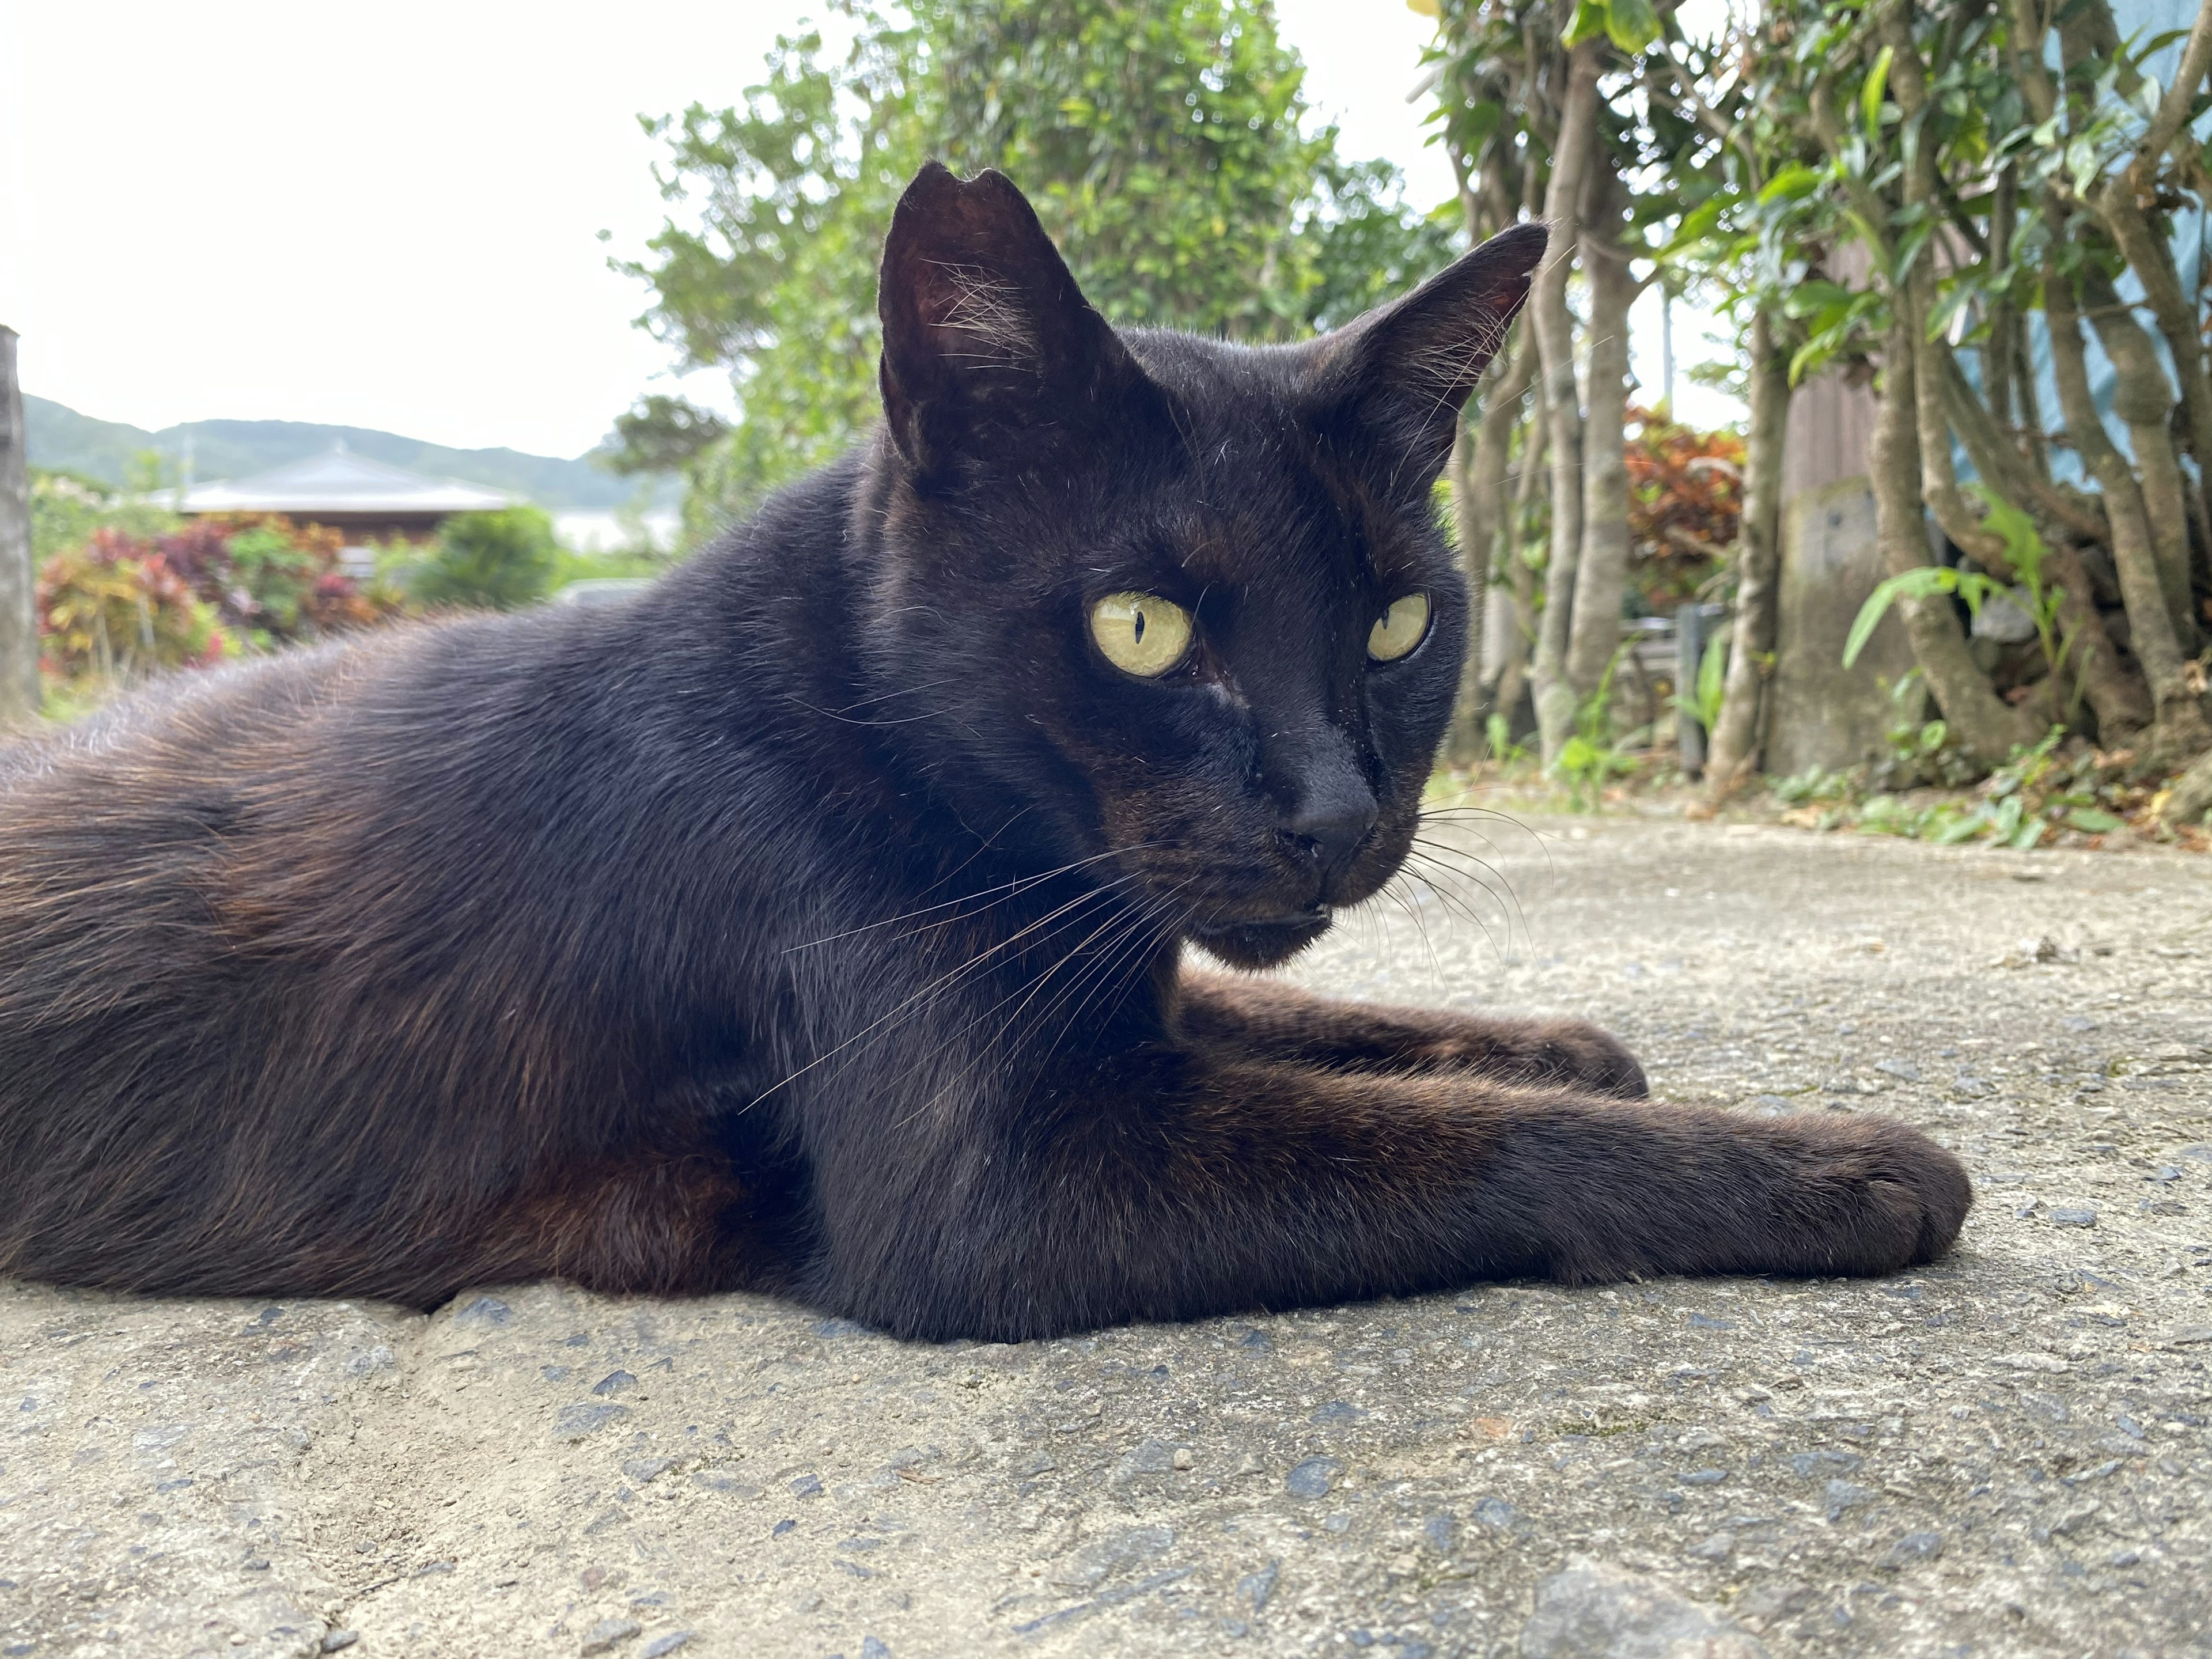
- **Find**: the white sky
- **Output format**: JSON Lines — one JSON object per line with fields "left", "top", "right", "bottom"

{"left": 0, "top": 1, "right": 1726, "bottom": 460}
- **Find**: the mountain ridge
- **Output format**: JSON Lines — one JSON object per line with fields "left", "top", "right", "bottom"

{"left": 22, "top": 395, "right": 677, "bottom": 513}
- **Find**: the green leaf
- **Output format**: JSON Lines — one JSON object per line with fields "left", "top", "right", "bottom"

{"left": 1696, "top": 632, "right": 1728, "bottom": 732}
{"left": 1604, "top": 0, "right": 1662, "bottom": 54}
{"left": 1844, "top": 569, "right": 1956, "bottom": 667}
{"left": 1758, "top": 163, "right": 1827, "bottom": 206}
{"left": 1562, "top": 0, "right": 1610, "bottom": 46}
{"left": 1862, "top": 44, "right": 1895, "bottom": 139}
{"left": 2065, "top": 807, "right": 2124, "bottom": 833}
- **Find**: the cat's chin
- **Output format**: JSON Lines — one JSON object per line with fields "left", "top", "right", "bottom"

{"left": 1189, "top": 909, "right": 1333, "bottom": 971}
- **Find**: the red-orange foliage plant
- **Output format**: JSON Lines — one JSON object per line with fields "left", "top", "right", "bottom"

{"left": 1623, "top": 406, "right": 1744, "bottom": 613}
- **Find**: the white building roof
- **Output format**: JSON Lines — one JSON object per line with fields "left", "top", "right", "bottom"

{"left": 180, "top": 445, "right": 516, "bottom": 516}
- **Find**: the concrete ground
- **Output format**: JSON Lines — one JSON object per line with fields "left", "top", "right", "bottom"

{"left": 3, "top": 815, "right": 2209, "bottom": 1659}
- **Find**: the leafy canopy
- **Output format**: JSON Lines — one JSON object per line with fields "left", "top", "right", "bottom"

{"left": 615, "top": 0, "right": 1456, "bottom": 529}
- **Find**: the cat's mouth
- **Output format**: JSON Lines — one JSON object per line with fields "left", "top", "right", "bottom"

{"left": 1188, "top": 906, "right": 1333, "bottom": 969}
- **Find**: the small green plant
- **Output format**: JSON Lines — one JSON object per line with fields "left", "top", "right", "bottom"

{"left": 1772, "top": 764, "right": 1853, "bottom": 804}
{"left": 1484, "top": 711, "right": 1533, "bottom": 767}
{"left": 1823, "top": 728, "right": 2129, "bottom": 847}
{"left": 1966, "top": 486, "right": 2084, "bottom": 715}
{"left": 1552, "top": 645, "right": 1643, "bottom": 810}
{"left": 1843, "top": 567, "right": 2005, "bottom": 670}
{"left": 1868, "top": 671, "right": 1982, "bottom": 790}
{"left": 405, "top": 508, "right": 560, "bottom": 611}
{"left": 1843, "top": 487, "right": 2082, "bottom": 721}
{"left": 221, "top": 526, "right": 325, "bottom": 641}
{"left": 1667, "top": 631, "right": 1726, "bottom": 736}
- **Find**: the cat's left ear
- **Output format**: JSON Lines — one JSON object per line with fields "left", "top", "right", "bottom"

{"left": 877, "top": 162, "right": 1156, "bottom": 486}
{"left": 1310, "top": 222, "right": 1550, "bottom": 504}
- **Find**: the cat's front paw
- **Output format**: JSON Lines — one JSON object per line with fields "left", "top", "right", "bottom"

{"left": 1435, "top": 1017, "right": 1645, "bottom": 1099}
{"left": 1757, "top": 1116, "right": 1972, "bottom": 1276}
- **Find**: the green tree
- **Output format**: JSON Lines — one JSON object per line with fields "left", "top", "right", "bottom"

{"left": 1684, "top": 0, "right": 2212, "bottom": 772}
{"left": 615, "top": 0, "right": 1456, "bottom": 536}
{"left": 409, "top": 508, "right": 560, "bottom": 612}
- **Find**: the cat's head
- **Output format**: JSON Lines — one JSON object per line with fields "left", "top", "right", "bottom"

{"left": 862, "top": 162, "right": 1544, "bottom": 969}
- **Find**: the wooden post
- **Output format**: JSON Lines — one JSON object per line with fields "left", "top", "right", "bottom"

{"left": 1676, "top": 601, "right": 1707, "bottom": 780}
{"left": 0, "top": 325, "right": 39, "bottom": 728}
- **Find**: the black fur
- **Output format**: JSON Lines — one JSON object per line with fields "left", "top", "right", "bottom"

{"left": 0, "top": 165, "right": 1968, "bottom": 1338}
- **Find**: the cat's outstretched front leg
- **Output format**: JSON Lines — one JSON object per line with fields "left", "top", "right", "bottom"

{"left": 1176, "top": 972, "right": 1647, "bottom": 1097}
{"left": 803, "top": 1051, "right": 1972, "bottom": 1342}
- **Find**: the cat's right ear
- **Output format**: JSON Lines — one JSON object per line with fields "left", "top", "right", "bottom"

{"left": 877, "top": 162, "right": 1154, "bottom": 486}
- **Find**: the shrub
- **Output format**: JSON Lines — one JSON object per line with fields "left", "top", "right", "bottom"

{"left": 1623, "top": 408, "right": 1745, "bottom": 614}
{"left": 404, "top": 508, "right": 559, "bottom": 611}
{"left": 28, "top": 467, "right": 178, "bottom": 562}
{"left": 35, "top": 514, "right": 402, "bottom": 690}
{"left": 37, "top": 531, "right": 229, "bottom": 679}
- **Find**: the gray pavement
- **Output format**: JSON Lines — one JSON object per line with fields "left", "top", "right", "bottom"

{"left": 3, "top": 814, "right": 2209, "bottom": 1659}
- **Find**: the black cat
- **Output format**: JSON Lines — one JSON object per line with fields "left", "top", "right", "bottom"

{"left": 0, "top": 165, "right": 1969, "bottom": 1339}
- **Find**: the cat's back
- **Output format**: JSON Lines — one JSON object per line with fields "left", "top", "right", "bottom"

{"left": 0, "top": 469, "right": 881, "bottom": 1037}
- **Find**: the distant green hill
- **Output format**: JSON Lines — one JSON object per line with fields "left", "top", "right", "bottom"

{"left": 22, "top": 395, "right": 677, "bottom": 512}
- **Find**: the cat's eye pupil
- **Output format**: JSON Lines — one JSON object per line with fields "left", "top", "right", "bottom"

{"left": 1366, "top": 591, "right": 1430, "bottom": 663}
{"left": 1090, "top": 591, "right": 1193, "bottom": 678}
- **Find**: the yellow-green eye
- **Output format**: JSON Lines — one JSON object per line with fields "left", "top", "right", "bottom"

{"left": 1368, "top": 592, "right": 1431, "bottom": 662}
{"left": 1090, "top": 591, "right": 1193, "bottom": 678}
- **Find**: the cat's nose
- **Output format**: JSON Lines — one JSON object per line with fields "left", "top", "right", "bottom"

{"left": 1286, "top": 796, "right": 1378, "bottom": 877}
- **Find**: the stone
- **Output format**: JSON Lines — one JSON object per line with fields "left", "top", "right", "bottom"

{"left": 1520, "top": 1558, "right": 1770, "bottom": 1658}
{"left": 1885, "top": 1532, "right": 1944, "bottom": 1566}
{"left": 2050, "top": 1207, "right": 2098, "bottom": 1228}
{"left": 451, "top": 1295, "right": 512, "bottom": 1328}
{"left": 1048, "top": 1524, "right": 1174, "bottom": 1589}
{"left": 1768, "top": 477, "right": 1915, "bottom": 775}
{"left": 593, "top": 1369, "right": 640, "bottom": 1396}
{"left": 1237, "top": 1561, "right": 1280, "bottom": 1611}
{"left": 639, "top": 1637, "right": 694, "bottom": 1659}
{"left": 320, "top": 1637, "right": 359, "bottom": 1654}
{"left": 1107, "top": 1437, "right": 1178, "bottom": 1494}
{"left": 581, "top": 1616, "right": 642, "bottom": 1653}
{"left": 691, "top": 1469, "right": 761, "bottom": 1496}
{"left": 1823, "top": 1479, "right": 1872, "bottom": 1520}
{"left": 1474, "top": 1496, "right": 1529, "bottom": 1535}
{"left": 1284, "top": 1457, "right": 1343, "bottom": 1499}
{"left": 554, "top": 1403, "right": 632, "bottom": 1440}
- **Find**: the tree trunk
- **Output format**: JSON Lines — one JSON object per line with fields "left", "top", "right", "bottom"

{"left": 1488, "top": 384, "right": 1550, "bottom": 741}
{"left": 1705, "top": 310, "right": 1790, "bottom": 797}
{"left": 2047, "top": 276, "right": 2212, "bottom": 760}
{"left": 2162, "top": 744, "right": 2212, "bottom": 828}
{"left": 2041, "top": 540, "right": 2154, "bottom": 739}
{"left": 1444, "top": 331, "right": 1537, "bottom": 765}
{"left": 2095, "top": 175, "right": 2212, "bottom": 560}
{"left": 1871, "top": 316, "right": 2041, "bottom": 762}
{"left": 2081, "top": 267, "right": 2202, "bottom": 656}
{"left": 0, "top": 326, "right": 38, "bottom": 730}
{"left": 1563, "top": 181, "right": 1638, "bottom": 701}
{"left": 1529, "top": 41, "right": 1601, "bottom": 763}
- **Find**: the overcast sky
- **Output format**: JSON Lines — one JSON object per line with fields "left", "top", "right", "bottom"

{"left": 0, "top": 1, "right": 1721, "bottom": 460}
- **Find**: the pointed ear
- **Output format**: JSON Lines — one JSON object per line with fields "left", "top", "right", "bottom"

{"left": 877, "top": 162, "right": 1150, "bottom": 484}
{"left": 1312, "top": 222, "right": 1550, "bottom": 503}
